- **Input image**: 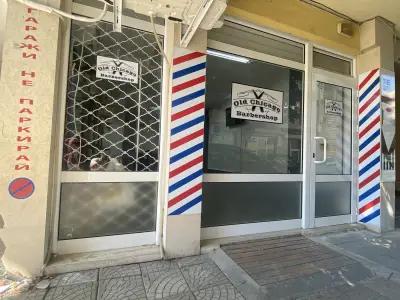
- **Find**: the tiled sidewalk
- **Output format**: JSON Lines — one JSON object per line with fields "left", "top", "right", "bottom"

{"left": 4, "top": 231, "right": 400, "bottom": 299}
{"left": 2, "top": 255, "right": 244, "bottom": 300}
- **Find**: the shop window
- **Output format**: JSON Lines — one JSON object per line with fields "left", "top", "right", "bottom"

{"left": 208, "top": 21, "right": 304, "bottom": 63}
{"left": 204, "top": 50, "right": 304, "bottom": 174}
{"left": 62, "top": 20, "right": 162, "bottom": 172}
{"left": 59, "top": 19, "right": 161, "bottom": 240}
{"left": 313, "top": 49, "right": 352, "bottom": 76}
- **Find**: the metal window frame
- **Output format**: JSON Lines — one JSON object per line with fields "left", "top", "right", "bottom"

{"left": 309, "top": 70, "right": 357, "bottom": 228}
{"left": 214, "top": 19, "right": 306, "bottom": 63}
{"left": 201, "top": 219, "right": 302, "bottom": 240}
{"left": 52, "top": 4, "right": 359, "bottom": 246}
{"left": 205, "top": 39, "right": 305, "bottom": 183}
{"left": 202, "top": 18, "right": 358, "bottom": 239}
{"left": 304, "top": 45, "right": 358, "bottom": 229}
{"left": 63, "top": 25, "right": 162, "bottom": 174}
{"left": 207, "top": 40, "right": 305, "bottom": 71}
{"left": 52, "top": 1, "right": 166, "bottom": 254}
{"left": 313, "top": 47, "right": 354, "bottom": 76}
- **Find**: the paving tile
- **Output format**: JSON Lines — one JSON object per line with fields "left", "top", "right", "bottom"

{"left": 98, "top": 275, "right": 146, "bottom": 300}
{"left": 193, "top": 283, "right": 245, "bottom": 300}
{"left": 99, "top": 264, "right": 141, "bottom": 279}
{"left": 361, "top": 277, "right": 400, "bottom": 300}
{"left": 142, "top": 269, "right": 189, "bottom": 299}
{"left": 159, "top": 292, "right": 196, "bottom": 300}
{"left": 140, "top": 260, "right": 178, "bottom": 275}
{"left": 181, "top": 262, "right": 229, "bottom": 291}
{"left": 264, "top": 262, "right": 373, "bottom": 299}
{"left": 298, "top": 283, "right": 389, "bottom": 300}
{"left": 175, "top": 255, "right": 212, "bottom": 268}
{"left": 44, "top": 282, "right": 97, "bottom": 300}
{"left": 2, "top": 289, "right": 47, "bottom": 300}
{"left": 49, "top": 270, "right": 98, "bottom": 287}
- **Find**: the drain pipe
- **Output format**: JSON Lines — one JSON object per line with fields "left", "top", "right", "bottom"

{"left": 156, "top": 17, "right": 176, "bottom": 260}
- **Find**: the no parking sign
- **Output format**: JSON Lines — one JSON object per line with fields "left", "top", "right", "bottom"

{"left": 8, "top": 177, "right": 35, "bottom": 200}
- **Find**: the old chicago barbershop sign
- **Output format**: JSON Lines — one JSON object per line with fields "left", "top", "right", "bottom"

{"left": 15, "top": 6, "right": 39, "bottom": 172}
{"left": 231, "top": 83, "right": 283, "bottom": 124}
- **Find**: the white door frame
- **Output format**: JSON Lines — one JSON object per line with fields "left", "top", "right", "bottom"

{"left": 201, "top": 19, "right": 358, "bottom": 240}
{"left": 306, "top": 68, "right": 357, "bottom": 228}
{"left": 202, "top": 33, "right": 305, "bottom": 240}
{"left": 52, "top": 2, "right": 166, "bottom": 254}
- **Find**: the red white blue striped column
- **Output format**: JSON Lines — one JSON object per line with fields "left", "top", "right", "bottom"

{"left": 167, "top": 48, "right": 206, "bottom": 216}
{"left": 358, "top": 68, "right": 381, "bottom": 228}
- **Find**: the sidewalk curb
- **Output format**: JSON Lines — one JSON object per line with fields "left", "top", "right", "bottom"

{"left": 209, "top": 248, "right": 267, "bottom": 300}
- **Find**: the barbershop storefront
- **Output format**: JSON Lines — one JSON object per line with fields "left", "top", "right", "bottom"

{"left": 10, "top": 1, "right": 394, "bottom": 278}
{"left": 52, "top": 2, "right": 357, "bottom": 256}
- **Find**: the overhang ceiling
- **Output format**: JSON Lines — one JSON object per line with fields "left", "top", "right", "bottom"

{"left": 310, "top": 0, "right": 400, "bottom": 32}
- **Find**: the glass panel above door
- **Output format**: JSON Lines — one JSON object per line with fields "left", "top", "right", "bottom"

{"left": 208, "top": 21, "right": 305, "bottom": 63}
{"left": 313, "top": 50, "right": 352, "bottom": 76}
{"left": 315, "top": 82, "right": 352, "bottom": 175}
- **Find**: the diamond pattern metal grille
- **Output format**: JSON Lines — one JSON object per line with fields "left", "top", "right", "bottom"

{"left": 62, "top": 20, "right": 162, "bottom": 172}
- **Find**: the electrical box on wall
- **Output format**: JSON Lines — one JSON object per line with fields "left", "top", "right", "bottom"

{"left": 337, "top": 22, "right": 354, "bottom": 38}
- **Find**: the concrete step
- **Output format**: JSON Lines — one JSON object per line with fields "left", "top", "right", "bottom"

{"left": 45, "top": 245, "right": 161, "bottom": 275}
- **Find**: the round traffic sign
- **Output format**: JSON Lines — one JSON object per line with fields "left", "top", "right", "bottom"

{"left": 8, "top": 177, "right": 35, "bottom": 200}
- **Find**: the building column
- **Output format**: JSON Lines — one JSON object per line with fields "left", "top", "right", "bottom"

{"left": 357, "top": 17, "right": 396, "bottom": 232}
{"left": 161, "top": 22, "right": 207, "bottom": 258}
{"left": 0, "top": 1, "right": 61, "bottom": 277}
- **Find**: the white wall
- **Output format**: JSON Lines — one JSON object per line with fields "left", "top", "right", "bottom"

{"left": 0, "top": 0, "right": 8, "bottom": 73}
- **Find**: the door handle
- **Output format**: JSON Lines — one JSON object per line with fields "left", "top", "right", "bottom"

{"left": 314, "top": 136, "right": 327, "bottom": 164}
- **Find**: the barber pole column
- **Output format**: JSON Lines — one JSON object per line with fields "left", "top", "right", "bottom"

{"left": 168, "top": 49, "right": 206, "bottom": 215}
{"left": 161, "top": 29, "right": 207, "bottom": 257}
{"left": 358, "top": 69, "right": 395, "bottom": 232}
{"left": 358, "top": 69, "right": 381, "bottom": 230}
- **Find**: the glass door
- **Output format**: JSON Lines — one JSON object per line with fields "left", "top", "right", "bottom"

{"left": 310, "top": 72, "right": 356, "bottom": 227}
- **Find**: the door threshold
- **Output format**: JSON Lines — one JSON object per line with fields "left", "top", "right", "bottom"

{"left": 45, "top": 244, "right": 161, "bottom": 275}
{"left": 201, "top": 228, "right": 302, "bottom": 253}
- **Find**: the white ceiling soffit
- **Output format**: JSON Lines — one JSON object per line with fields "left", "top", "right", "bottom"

{"left": 306, "top": 0, "right": 400, "bottom": 31}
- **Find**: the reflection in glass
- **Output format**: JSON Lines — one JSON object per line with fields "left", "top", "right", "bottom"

{"left": 315, "top": 182, "right": 351, "bottom": 217}
{"left": 59, "top": 182, "right": 157, "bottom": 240}
{"left": 202, "top": 182, "right": 302, "bottom": 227}
{"left": 313, "top": 51, "right": 352, "bottom": 76}
{"left": 315, "top": 82, "right": 352, "bottom": 175}
{"left": 209, "top": 21, "right": 304, "bottom": 63}
{"left": 205, "top": 51, "right": 304, "bottom": 174}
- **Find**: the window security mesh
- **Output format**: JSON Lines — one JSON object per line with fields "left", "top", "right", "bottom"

{"left": 62, "top": 20, "right": 162, "bottom": 172}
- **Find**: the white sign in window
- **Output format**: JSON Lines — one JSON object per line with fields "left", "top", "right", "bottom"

{"left": 96, "top": 55, "right": 139, "bottom": 83}
{"left": 324, "top": 99, "right": 343, "bottom": 116}
{"left": 381, "top": 73, "right": 395, "bottom": 98}
{"left": 231, "top": 83, "right": 283, "bottom": 124}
